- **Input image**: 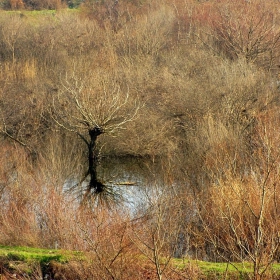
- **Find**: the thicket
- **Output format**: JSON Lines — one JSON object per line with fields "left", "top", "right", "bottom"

{"left": 1, "top": 0, "right": 280, "bottom": 279}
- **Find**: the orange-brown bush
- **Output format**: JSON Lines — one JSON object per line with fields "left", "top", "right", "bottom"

{"left": 193, "top": 107, "right": 280, "bottom": 279}
{"left": 192, "top": 0, "right": 280, "bottom": 71}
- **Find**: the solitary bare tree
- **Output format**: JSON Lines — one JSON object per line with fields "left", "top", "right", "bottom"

{"left": 52, "top": 65, "right": 140, "bottom": 202}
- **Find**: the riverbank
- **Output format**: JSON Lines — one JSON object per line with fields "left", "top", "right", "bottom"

{"left": 1, "top": 245, "right": 280, "bottom": 279}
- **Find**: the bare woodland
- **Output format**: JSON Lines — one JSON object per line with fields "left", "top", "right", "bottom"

{"left": 1, "top": 0, "right": 280, "bottom": 279}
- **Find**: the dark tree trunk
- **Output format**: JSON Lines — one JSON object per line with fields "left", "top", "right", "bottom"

{"left": 88, "top": 127, "right": 104, "bottom": 193}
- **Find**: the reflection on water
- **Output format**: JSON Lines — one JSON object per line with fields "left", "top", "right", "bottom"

{"left": 100, "top": 156, "right": 158, "bottom": 214}
{"left": 64, "top": 156, "right": 167, "bottom": 214}
{"left": 99, "top": 156, "right": 167, "bottom": 213}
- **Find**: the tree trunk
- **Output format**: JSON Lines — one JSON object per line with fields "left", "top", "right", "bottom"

{"left": 88, "top": 127, "right": 104, "bottom": 193}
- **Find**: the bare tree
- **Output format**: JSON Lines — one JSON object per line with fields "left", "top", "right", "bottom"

{"left": 52, "top": 64, "right": 140, "bottom": 202}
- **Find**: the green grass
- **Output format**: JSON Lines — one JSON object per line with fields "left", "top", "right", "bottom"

{"left": 1, "top": 245, "right": 280, "bottom": 279}
{"left": 0, "top": 8, "right": 79, "bottom": 16}
{"left": 3, "top": 9, "right": 56, "bottom": 16}
{"left": 0, "top": 8, "right": 80, "bottom": 26}
{"left": 194, "top": 260, "right": 252, "bottom": 273}
{"left": 0, "top": 245, "right": 83, "bottom": 264}
{"left": 172, "top": 258, "right": 280, "bottom": 279}
{"left": 173, "top": 258, "right": 250, "bottom": 272}
{"left": 0, "top": 245, "right": 86, "bottom": 277}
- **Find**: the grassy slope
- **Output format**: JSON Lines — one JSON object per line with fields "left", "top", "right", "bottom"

{"left": 0, "top": 245, "right": 85, "bottom": 278}
{"left": 0, "top": 245, "right": 82, "bottom": 263}
{"left": 173, "top": 258, "right": 280, "bottom": 279}
{"left": 1, "top": 245, "right": 280, "bottom": 279}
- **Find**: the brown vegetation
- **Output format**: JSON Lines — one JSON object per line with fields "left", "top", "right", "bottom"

{"left": 1, "top": 0, "right": 280, "bottom": 279}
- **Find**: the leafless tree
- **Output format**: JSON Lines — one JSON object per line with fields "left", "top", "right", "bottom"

{"left": 52, "top": 64, "right": 140, "bottom": 203}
